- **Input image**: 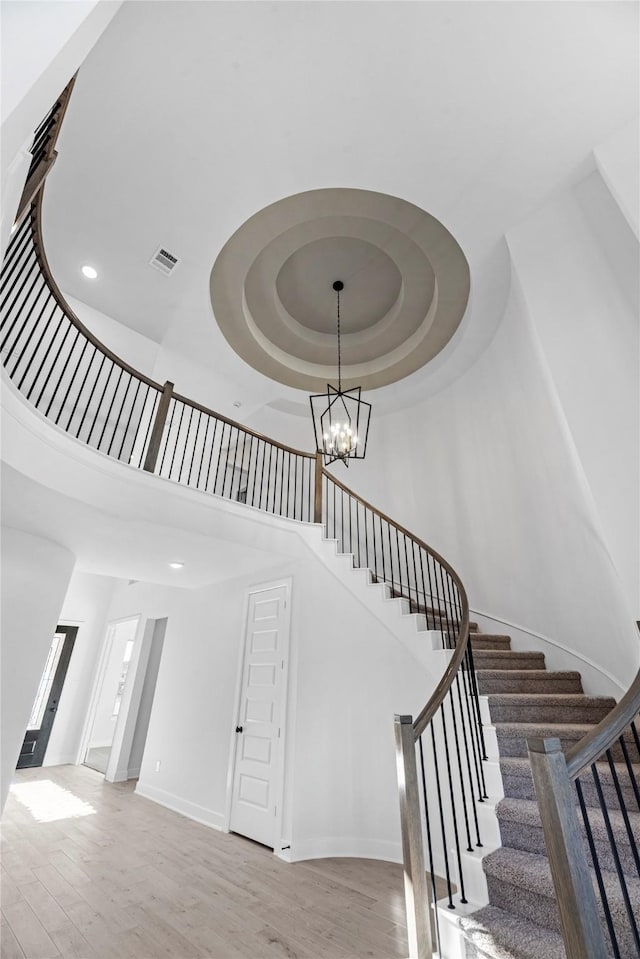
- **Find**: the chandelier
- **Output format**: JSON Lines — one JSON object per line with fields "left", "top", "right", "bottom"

{"left": 310, "top": 281, "right": 372, "bottom": 467}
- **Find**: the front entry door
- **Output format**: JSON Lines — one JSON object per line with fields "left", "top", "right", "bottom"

{"left": 230, "top": 583, "right": 290, "bottom": 848}
{"left": 17, "top": 625, "right": 77, "bottom": 769}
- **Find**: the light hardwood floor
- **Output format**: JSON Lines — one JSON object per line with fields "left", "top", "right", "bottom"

{"left": 1, "top": 765, "right": 409, "bottom": 959}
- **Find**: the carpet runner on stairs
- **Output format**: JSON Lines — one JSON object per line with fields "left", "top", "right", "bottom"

{"left": 454, "top": 630, "right": 637, "bottom": 959}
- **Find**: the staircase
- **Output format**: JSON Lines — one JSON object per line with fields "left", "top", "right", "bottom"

{"left": 456, "top": 631, "right": 639, "bottom": 959}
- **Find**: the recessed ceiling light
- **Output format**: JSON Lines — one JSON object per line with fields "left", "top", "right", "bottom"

{"left": 233, "top": 401, "right": 242, "bottom": 408}
{"left": 82, "top": 265, "right": 98, "bottom": 279}
{"left": 169, "top": 562, "right": 184, "bottom": 569}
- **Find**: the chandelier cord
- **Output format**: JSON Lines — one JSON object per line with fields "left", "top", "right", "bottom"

{"left": 336, "top": 286, "right": 342, "bottom": 392}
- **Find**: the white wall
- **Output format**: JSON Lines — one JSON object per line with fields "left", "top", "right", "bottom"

{"left": 103, "top": 553, "right": 436, "bottom": 861}
{"left": 347, "top": 228, "right": 638, "bottom": 695}
{"left": 594, "top": 120, "right": 640, "bottom": 240}
{"left": 43, "top": 570, "right": 117, "bottom": 766}
{"left": 128, "top": 617, "right": 167, "bottom": 779}
{"left": 0, "top": 527, "right": 75, "bottom": 811}
{"left": 507, "top": 169, "right": 639, "bottom": 619}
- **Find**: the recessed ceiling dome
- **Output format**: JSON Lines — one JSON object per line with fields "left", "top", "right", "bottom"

{"left": 210, "top": 188, "right": 470, "bottom": 391}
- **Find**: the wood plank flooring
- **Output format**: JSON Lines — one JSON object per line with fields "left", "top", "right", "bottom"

{"left": 1, "top": 766, "right": 409, "bottom": 959}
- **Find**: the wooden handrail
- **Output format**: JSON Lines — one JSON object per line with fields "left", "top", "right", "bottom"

{"left": 15, "top": 76, "right": 77, "bottom": 227}
{"left": 171, "top": 388, "right": 314, "bottom": 460}
{"left": 320, "top": 466, "right": 471, "bottom": 741}
{"left": 321, "top": 466, "right": 468, "bottom": 600}
{"left": 565, "top": 664, "right": 640, "bottom": 779}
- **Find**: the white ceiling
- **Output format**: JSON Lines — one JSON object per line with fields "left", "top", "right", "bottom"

{"left": 41, "top": 1, "right": 638, "bottom": 415}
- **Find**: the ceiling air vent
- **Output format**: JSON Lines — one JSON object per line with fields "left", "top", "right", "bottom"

{"left": 149, "top": 246, "right": 179, "bottom": 276}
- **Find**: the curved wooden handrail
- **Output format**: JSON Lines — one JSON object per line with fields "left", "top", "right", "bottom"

{"left": 565, "top": 664, "right": 640, "bottom": 779}
{"left": 172, "top": 387, "right": 314, "bottom": 460}
{"left": 320, "top": 466, "right": 468, "bottom": 599}
{"left": 412, "top": 613, "right": 471, "bottom": 738}
{"left": 321, "top": 466, "right": 471, "bottom": 740}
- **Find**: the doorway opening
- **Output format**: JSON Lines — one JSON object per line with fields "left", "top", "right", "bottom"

{"left": 83, "top": 617, "right": 138, "bottom": 775}
{"left": 17, "top": 625, "right": 78, "bottom": 769}
{"left": 81, "top": 616, "right": 166, "bottom": 783}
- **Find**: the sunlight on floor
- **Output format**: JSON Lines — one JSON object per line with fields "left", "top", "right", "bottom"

{"left": 10, "top": 779, "right": 97, "bottom": 823}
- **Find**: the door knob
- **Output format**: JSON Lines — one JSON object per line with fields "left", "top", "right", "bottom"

{"left": 235, "top": 725, "right": 243, "bottom": 733}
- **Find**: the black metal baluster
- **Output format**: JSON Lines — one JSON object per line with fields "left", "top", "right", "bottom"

{"left": 439, "top": 702, "right": 468, "bottom": 903}
{"left": 453, "top": 670, "right": 483, "bottom": 846}
{"left": 228, "top": 424, "right": 241, "bottom": 499}
{"left": 292, "top": 450, "right": 298, "bottom": 520}
{"left": 107, "top": 372, "right": 133, "bottom": 457}
{"left": 459, "top": 647, "right": 487, "bottom": 803}
{"left": 0, "top": 221, "right": 32, "bottom": 292}
{"left": 135, "top": 387, "right": 160, "bottom": 468}
{"left": 61, "top": 338, "right": 94, "bottom": 430}
{"left": 11, "top": 288, "right": 56, "bottom": 382}
{"left": 619, "top": 736, "right": 640, "bottom": 812}
{"left": 42, "top": 320, "right": 77, "bottom": 418}
{"left": 591, "top": 763, "right": 640, "bottom": 953}
{"left": 265, "top": 443, "right": 274, "bottom": 513}
{"left": 401, "top": 533, "right": 411, "bottom": 610}
{"left": 158, "top": 400, "right": 177, "bottom": 475}
{"left": 250, "top": 436, "right": 261, "bottom": 507}
{"left": 0, "top": 254, "right": 40, "bottom": 346}
{"left": 213, "top": 421, "right": 228, "bottom": 495}
{"left": 178, "top": 405, "right": 195, "bottom": 483}
{"left": 576, "top": 777, "right": 621, "bottom": 958}
{"left": 187, "top": 410, "right": 203, "bottom": 487}
{"left": 203, "top": 417, "right": 219, "bottom": 493}
{"left": 447, "top": 687, "right": 474, "bottom": 854}
{"left": 167, "top": 400, "right": 185, "bottom": 479}
{"left": 284, "top": 451, "right": 291, "bottom": 517}
{"left": 418, "top": 735, "right": 442, "bottom": 956}
{"left": 96, "top": 365, "right": 125, "bottom": 451}
{"left": 116, "top": 376, "right": 141, "bottom": 461}
{"left": 2, "top": 274, "right": 46, "bottom": 364}
{"left": 430, "top": 721, "right": 455, "bottom": 909}
{"left": 71, "top": 348, "right": 107, "bottom": 437}
{"left": 605, "top": 745, "right": 640, "bottom": 878}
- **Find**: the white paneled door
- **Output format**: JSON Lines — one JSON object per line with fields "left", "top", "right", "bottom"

{"left": 230, "top": 583, "right": 290, "bottom": 848}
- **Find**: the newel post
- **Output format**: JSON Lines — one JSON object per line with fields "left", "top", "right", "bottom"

{"left": 314, "top": 452, "right": 323, "bottom": 524}
{"left": 143, "top": 381, "right": 174, "bottom": 474}
{"left": 394, "top": 715, "right": 431, "bottom": 959}
{"left": 527, "top": 738, "right": 608, "bottom": 959}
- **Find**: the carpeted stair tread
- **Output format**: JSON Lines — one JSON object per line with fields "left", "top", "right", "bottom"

{"left": 484, "top": 846, "right": 640, "bottom": 955}
{"left": 471, "top": 635, "right": 513, "bottom": 650}
{"left": 486, "top": 693, "right": 616, "bottom": 724}
{"left": 473, "top": 651, "right": 546, "bottom": 671}
{"left": 496, "top": 796, "right": 640, "bottom": 866}
{"left": 458, "top": 905, "right": 566, "bottom": 959}
{"left": 476, "top": 669, "right": 583, "bottom": 694}
{"left": 499, "top": 755, "right": 640, "bottom": 809}
{"left": 493, "top": 721, "right": 639, "bottom": 761}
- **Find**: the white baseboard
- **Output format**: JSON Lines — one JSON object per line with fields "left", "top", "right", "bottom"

{"left": 42, "top": 753, "right": 77, "bottom": 767}
{"left": 135, "top": 781, "right": 226, "bottom": 831}
{"left": 284, "top": 835, "right": 402, "bottom": 864}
